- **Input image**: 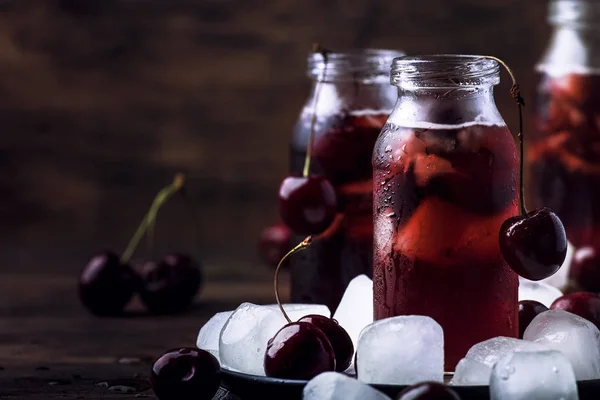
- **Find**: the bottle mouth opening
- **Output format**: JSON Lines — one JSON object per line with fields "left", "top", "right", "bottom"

{"left": 390, "top": 54, "right": 500, "bottom": 89}
{"left": 307, "top": 48, "right": 406, "bottom": 82}
{"left": 549, "top": 0, "right": 600, "bottom": 28}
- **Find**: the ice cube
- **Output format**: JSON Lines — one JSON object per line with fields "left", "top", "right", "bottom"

{"left": 463, "top": 336, "right": 550, "bottom": 369}
{"left": 518, "top": 277, "right": 563, "bottom": 308}
{"left": 451, "top": 358, "right": 492, "bottom": 386}
{"left": 524, "top": 309, "right": 600, "bottom": 380}
{"left": 196, "top": 311, "right": 233, "bottom": 361}
{"left": 218, "top": 302, "right": 330, "bottom": 375}
{"left": 452, "top": 337, "right": 551, "bottom": 386}
{"left": 303, "top": 372, "right": 391, "bottom": 400}
{"left": 490, "top": 350, "right": 578, "bottom": 400}
{"left": 356, "top": 315, "right": 443, "bottom": 385}
{"left": 333, "top": 275, "right": 373, "bottom": 355}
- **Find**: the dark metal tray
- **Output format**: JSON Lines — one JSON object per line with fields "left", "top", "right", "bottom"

{"left": 221, "top": 369, "right": 600, "bottom": 400}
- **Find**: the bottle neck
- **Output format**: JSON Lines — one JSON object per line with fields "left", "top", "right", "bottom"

{"left": 538, "top": 25, "right": 600, "bottom": 75}
{"left": 388, "top": 85, "right": 505, "bottom": 128}
{"left": 539, "top": 0, "right": 600, "bottom": 75}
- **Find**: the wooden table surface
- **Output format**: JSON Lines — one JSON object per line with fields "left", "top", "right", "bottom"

{"left": 0, "top": 272, "right": 287, "bottom": 399}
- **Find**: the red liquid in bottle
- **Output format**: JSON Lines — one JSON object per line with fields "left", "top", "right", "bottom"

{"left": 528, "top": 72, "right": 600, "bottom": 251}
{"left": 373, "top": 123, "right": 519, "bottom": 370}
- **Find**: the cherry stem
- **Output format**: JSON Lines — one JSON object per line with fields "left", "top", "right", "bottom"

{"left": 302, "top": 44, "right": 331, "bottom": 178}
{"left": 274, "top": 236, "right": 313, "bottom": 323}
{"left": 121, "top": 173, "right": 186, "bottom": 264}
{"left": 481, "top": 56, "right": 527, "bottom": 216}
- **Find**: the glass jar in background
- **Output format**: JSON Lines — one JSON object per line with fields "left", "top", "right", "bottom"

{"left": 373, "top": 55, "right": 519, "bottom": 370}
{"left": 290, "top": 49, "right": 404, "bottom": 312}
{"left": 527, "top": 0, "right": 600, "bottom": 291}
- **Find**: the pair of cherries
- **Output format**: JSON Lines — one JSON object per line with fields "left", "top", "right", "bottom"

{"left": 79, "top": 251, "right": 202, "bottom": 316}
{"left": 79, "top": 174, "right": 202, "bottom": 316}
{"left": 264, "top": 313, "right": 353, "bottom": 379}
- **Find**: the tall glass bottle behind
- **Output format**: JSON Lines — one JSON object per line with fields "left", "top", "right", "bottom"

{"left": 290, "top": 49, "right": 404, "bottom": 312}
{"left": 527, "top": 0, "right": 600, "bottom": 291}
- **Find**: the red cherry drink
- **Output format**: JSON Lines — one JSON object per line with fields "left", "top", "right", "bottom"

{"left": 527, "top": 71, "right": 600, "bottom": 251}
{"left": 372, "top": 122, "right": 519, "bottom": 370}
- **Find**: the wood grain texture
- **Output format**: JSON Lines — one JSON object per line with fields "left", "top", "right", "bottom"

{"left": 0, "top": 0, "right": 549, "bottom": 278}
{"left": 0, "top": 272, "right": 285, "bottom": 398}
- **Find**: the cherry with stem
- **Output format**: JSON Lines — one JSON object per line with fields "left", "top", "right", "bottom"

{"left": 79, "top": 174, "right": 190, "bottom": 316}
{"left": 279, "top": 44, "right": 337, "bottom": 236}
{"left": 264, "top": 235, "right": 353, "bottom": 378}
{"left": 488, "top": 56, "right": 567, "bottom": 281}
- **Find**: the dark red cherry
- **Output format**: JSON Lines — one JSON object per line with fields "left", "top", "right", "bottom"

{"left": 79, "top": 251, "right": 136, "bottom": 316}
{"left": 397, "top": 382, "right": 461, "bottom": 400}
{"left": 518, "top": 300, "right": 548, "bottom": 339}
{"left": 139, "top": 253, "right": 202, "bottom": 315}
{"left": 569, "top": 247, "right": 600, "bottom": 293}
{"left": 151, "top": 347, "right": 220, "bottom": 400}
{"left": 550, "top": 292, "right": 600, "bottom": 330}
{"left": 298, "top": 314, "right": 354, "bottom": 372}
{"left": 258, "top": 224, "right": 292, "bottom": 268}
{"left": 264, "top": 321, "right": 335, "bottom": 379}
{"left": 499, "top": 207, "right": 567, "bottom": 281}
{"left": 278, "top": 175, "right": 337, "bottom": 235}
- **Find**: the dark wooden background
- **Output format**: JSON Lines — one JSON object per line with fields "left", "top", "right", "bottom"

{"left": 0, "top": 0, "right": 548, "bottom": 280}
{"left": 0, "top": 1, "right": 556, "bottom": 397}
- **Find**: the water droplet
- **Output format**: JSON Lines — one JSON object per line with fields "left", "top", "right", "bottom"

{"left": 499, "top": 365, "right": 515, "bottom": 380}
{"left": 553, "top": 366, "right": 559, "bottom": 374}
{"left": 402, "top": 144, "right": 407, "bottom": 153}
{"left": 386, "top": 212, "right": 396, "bottom": 218}
{"left": 385, "top": 145, "right": 392, "bottom": 153}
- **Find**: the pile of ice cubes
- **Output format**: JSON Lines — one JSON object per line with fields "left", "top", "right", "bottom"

{"left": 195, "top": 271, "right": 598, "bottom": 398}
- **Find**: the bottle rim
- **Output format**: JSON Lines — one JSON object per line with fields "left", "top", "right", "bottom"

{"left": 390, "top": 54, "right": 500, "bottom": 89}
{"left": 307, "top": 48, "right": 405, "bottom": 82}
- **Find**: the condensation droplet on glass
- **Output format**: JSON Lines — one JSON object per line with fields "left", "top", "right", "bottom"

{"left": 402, "top": 144, "right": 407, "bottom": 153}
{"left": 499, "top": 365, "right": 515, "bottom": 380}
{"left": 385, "top": 145, "right": 392, "bottom": 153}
{"left": 553, "top": 366, "right": 559, "bottom": 374}
{"left": 386, "top": 212, "right": 396, "bottom": 218}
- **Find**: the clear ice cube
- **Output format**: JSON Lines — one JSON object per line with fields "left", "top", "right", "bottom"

{"left": 219, "top": 302, "right": 330, "bottom": 375}
{"left": 303, "top": 372, "right": 391, "bottom": 400}
{"left": 463, "top": 336, "right": 550, "bottom": 369}
{"left": 490, "top": 350, "right": 578, "bottom": 400}
{"left": 196, "top": 311, "right": 233, "bottom": 361}
{"left": 332, "top": 275, "right": 373, "bottom": 357}
{"left": 451, "top": 358, "right": 492, "bottom": 386}
{"left": 518, "top": 277, "right": 563, "bottom": 308}
{"left": 356, "top": 315, "right": 443, "bottom": 385}
{"left": 524, "top": 309, "right": 600, "bottom": 380}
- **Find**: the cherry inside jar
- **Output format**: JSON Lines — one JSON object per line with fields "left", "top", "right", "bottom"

{"left": 289, "top": 49, "right": 404, "bottom": 312}
{"left": 373, "top": 55, "right": 519, "bottom": 370}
